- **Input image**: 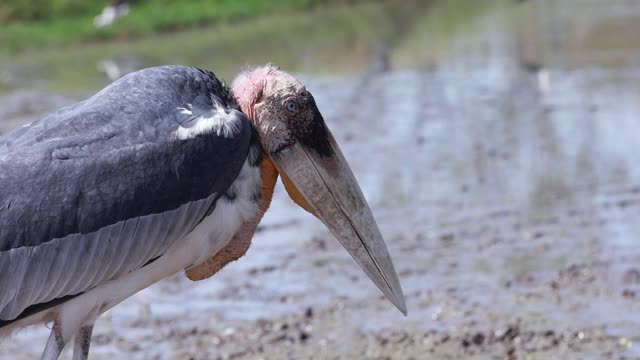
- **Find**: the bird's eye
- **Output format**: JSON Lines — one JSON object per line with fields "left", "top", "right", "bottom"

{"left": 285, "top": 100, "right": 298, "bottom": 113}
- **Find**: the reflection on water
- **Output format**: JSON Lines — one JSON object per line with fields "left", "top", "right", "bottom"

{"left": 327, "top": 0, "right": 640, "bottom": 213}
{"left": 2, "top": 0, "right": 640, "bottom": 358}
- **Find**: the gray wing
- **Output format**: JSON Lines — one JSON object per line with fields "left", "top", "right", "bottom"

{"left": 0, "top": 66, "right": 252, "bottom": 322}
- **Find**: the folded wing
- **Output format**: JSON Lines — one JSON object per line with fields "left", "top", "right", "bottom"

{"left": 0, "top": 66, "right": 251, "bottom": 323}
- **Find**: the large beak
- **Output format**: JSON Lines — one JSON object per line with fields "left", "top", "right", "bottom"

{"left": 271, "top": 127, "right": 407, "bottom": 315}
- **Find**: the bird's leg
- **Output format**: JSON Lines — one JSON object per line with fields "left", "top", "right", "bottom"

{"left": 41, "top": 321, "right": 66, "bottom": 360}
{"left": 72, "top": 324, "right": 94, "bottom": 360}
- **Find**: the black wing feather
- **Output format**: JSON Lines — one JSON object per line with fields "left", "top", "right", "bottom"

{"left": 0, "top": 65, "right": 250, "bottom": 251}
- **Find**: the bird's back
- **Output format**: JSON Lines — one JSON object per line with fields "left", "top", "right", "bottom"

{"left": 0, "top": 66, "right": 253, "bottom": 324}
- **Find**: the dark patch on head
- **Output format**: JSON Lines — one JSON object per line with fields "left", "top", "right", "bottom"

{"left": 271, "top": 90, "right": 334, "bottom": 158}
{"left": 290, "top": 107, "right": 334, "bottom": 158}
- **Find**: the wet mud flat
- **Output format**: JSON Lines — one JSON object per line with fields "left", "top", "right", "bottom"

{"left": 3, "top": 1, "right": 640, "bottom": 358}
{"left": 2, "top": 62, "right": 640, "bottom": 359}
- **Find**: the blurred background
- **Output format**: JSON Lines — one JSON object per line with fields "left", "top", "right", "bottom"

{"left": 1, "top": 0, "right": 640, "bottom": 358}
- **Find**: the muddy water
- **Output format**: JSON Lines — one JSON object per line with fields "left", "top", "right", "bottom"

{"left": 2, "top": 1, "right": 640, "bottom": 359}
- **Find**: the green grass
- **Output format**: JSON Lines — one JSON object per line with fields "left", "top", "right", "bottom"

{"left": 0, "top": 0, "right": 348, "bottom": 53}
{"left": 0, "top": 0, "right": 507, "bottom": 95}
{"left": 0, "top": 1, "right": 399, "bottom": 93}
{"left": 1, "top": 0, "right": 104, "bottom": 22}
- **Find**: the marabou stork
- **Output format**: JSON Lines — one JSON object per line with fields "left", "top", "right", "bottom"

{"left": 0, "top": 65, "right": 406, "bottom": 359}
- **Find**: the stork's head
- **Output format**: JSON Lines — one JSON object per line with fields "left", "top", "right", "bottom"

{"left": 232, "top": 65, "right": 406, "bottom": 315}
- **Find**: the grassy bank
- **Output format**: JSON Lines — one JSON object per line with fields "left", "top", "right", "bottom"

{"left": 0, "top": 1, "right": 403, "bottom": 93}
{"left": 0, "top": 0, "right": 510, "bottom": 95}
{"left": 0, "top": 0, "right": 350, "bottom": 53}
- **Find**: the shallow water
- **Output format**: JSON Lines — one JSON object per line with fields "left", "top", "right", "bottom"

{"left": 2, "top": 0, "right": 640, "bottom": 359}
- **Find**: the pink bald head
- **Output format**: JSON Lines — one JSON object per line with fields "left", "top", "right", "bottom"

{"left": 231, "top": 65, "right": 302, "bottom": 120}
{"left": 231, "top": 65, "right": 276, "bottom": 120}
{"left": 231, "top": 64, "right": 314, "bottom": 160}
